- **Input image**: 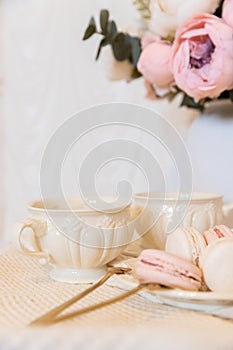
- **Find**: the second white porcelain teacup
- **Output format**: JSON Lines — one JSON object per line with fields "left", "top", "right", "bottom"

{"left": 13, "top": 198, "right": 135, "bottom": 283}
{"left": 134, "top": 192, "right": 233, "bottom": 250}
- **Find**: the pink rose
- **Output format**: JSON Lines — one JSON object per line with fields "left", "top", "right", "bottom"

{"left": 171, "top": 14, "right": 233, "bottom": 101}
{"left": 137, "top": 39, "right": 174, "bottom": 90}
{"left": 141, "top": 32, "right": 160, "bottom": 49}
{"left": 222, "top": 0, "right": 233, "bottom": 28}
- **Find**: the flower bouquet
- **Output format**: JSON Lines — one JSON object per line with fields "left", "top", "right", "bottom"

{"left": 83, "top": 0, "right": 233, "bottom": 111}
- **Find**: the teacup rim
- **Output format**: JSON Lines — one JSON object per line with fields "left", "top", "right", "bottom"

{"left": 27, "top": 197, "right": 131, "bottom": 215}
{"left": 134, "top": 192, "right": 223, "bottom": 202}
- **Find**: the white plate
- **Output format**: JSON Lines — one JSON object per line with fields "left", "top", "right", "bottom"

{"left": 152, "top": 288, "right": 233, "bottom": 312}
{"left": 114, "top": 259, "right": 233, "bottom": 312}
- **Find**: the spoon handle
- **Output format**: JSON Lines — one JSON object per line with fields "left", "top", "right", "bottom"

{"left": 30, "top": 266, "right": 132, "bottom": 326}
{"left": 30, "top": 270, "right": 114, "bottom": 326}
{"left": 50, "top": 284, "right": 147, "bottom": 324}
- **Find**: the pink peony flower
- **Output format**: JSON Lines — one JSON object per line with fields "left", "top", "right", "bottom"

{"left": 171, "top": 14, "right": 233, "bottom": 101}
{"left": 222, "top": 0, "right": 233, "bottom": 28}
{"left": 137, "top": 39, "right": 174, "bottom": 89}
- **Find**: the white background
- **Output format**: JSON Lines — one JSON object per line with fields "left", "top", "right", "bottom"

{"left": 1, "top": 0, "right": 232, "bottom": 243}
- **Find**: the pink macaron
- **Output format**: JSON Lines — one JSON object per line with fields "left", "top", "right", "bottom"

{"left": 203, "top": 225, "right": 233, "bottom": 245}
{"left": 135, "top": 249, "right": 202, "bottom": 291}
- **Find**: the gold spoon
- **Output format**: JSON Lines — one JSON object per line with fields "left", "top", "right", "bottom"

{"left": 51, "top": 284, "right": 149, "bottom": 324}
{"left": 30, "top": 266, "right": 132, "bottom": 326}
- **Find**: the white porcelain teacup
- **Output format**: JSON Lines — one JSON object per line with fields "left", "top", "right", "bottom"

{"left": 134, "top": 192, "right": 233, "bottom": 250}
{"left": 13, "top": 198, "right": 135, "bottom": 283}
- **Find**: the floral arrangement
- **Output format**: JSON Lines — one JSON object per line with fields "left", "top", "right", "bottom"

{"left": 83, "top": 0, "right": 233, "bottom": 111}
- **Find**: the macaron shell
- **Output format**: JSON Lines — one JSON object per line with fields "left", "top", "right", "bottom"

{"left": 165, "top": 227, "right": 206, "bottom": 266}
{"left": 136, "top": 249, "right": 202, "bottom": 291}
{"left": 201, "top": 238, "right": 233, "bottom": 292}
{"left": 166, "top": 228, "right": 192, "bottom": 263}
{"left": 136, "top": 261, "right": 201, "bottom": 291}
{"left": 203, "top": 225, "right": 233, "bottom": 245}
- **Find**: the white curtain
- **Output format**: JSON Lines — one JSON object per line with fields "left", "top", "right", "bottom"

{"left": 1, "top": 0, "right": 198, "bottom": 243}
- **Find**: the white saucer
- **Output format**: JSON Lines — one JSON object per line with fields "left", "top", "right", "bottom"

{"left": 152, "top": 288, "right": 233, "bottom": 312}
{"left": 114, "top": 259, "right": 233, "bottom": 312}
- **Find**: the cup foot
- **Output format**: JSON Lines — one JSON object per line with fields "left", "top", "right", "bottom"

{"left": 49, "top": 266, "right": 107, "bottom": 284}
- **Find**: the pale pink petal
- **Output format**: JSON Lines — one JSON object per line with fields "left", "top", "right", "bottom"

{"left": 141, "top": 32, "right": 160, "bottom": 49}
{"left": 171, "top": 13, "right": 233, "bottom": 101}
{"left": 222, "top": 0, "right": 233, "bottom": 28}
{"left": 181, "top": 28, "right": 208, "bottom": 39}
{"left": 138, "top": 41, "right": 174, "bottom": 89}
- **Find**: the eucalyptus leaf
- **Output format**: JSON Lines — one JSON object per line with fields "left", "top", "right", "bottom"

{"left": 100, "top": 9, "right": 109, "bottom": 34}
{"left": 106, "top": 21, "right": 117, "bottom": 41}
{"left": 129, "top": 37, "right": 141, "bottom": 67}
{"left": 214, "top": 0, "right": 224, "bottom": 17}
{"left": 229, "top": 90, "right": 233, "bottom": 102}
{"left": 112, "top": 33, "right": 131, "bottom": 61}
{"left": 101, "top": 37, "right": 110, "bottom": 47}
{"left": 131, "top": 67, "right": 142, "bottom": 80}
{"left": 181, "top": 94, "right": 205, "bottom": 112}
{"left": 167, "top": 91, "right": 179, "bottom": 102}
{"left": 217, "top": 90, "right": 231, "bottom": 100}
{"left": 83, "top": 17, "right": 96, "bottom": 40}
{"left": 96, "top": 38, "right": 109, "bottom": 60}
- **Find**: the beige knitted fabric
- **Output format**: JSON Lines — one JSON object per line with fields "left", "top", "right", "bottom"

{"left": 0, "top": 246, "right": 233, "bottom": 350}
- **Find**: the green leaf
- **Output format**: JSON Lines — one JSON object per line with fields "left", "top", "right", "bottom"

{"left": 129, "top": 37, "right": 141, "bottom": 67}
{"left": 167, "top": 91, "right": 179, "bottom": 102}
{"left": 83, "top": 17, "right": 96, "bottom": 40}
{"left": 95, "top": 38, "right": 109, "bottom": 60}
{"left": 216, "top": 89, "right": 233, "bottom": 105}
{"left": 213, "top": 0, "right": 224, "bottom": 18}
{"left": 218, "top": 90, "right": 230, "bottom": 100}
{"left": 112, "top": 33, "right": 131, "bottom": 61}
{"left": 100, "top": 9, "right": 109, "bottom": 34}
{"left": 131, "top": 67, "right": 142, "bottom": 80}
{"left": 180, "top": 94, "right": 205, "bottom": 112}
{"left": 106, "top": 21, "right": 117, "bottom": 41}
{"left": 163, "top": 34, "right": 174, "bottom": 43}
{"left": 229, "top": 90, "right": 233, "bottom": 102}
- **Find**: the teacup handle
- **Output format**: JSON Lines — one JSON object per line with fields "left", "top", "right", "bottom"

{"left": 13, "top": 218, "right": 50, "bottom": 265}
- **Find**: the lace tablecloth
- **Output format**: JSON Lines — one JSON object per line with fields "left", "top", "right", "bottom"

{"left": 1, "top": 245, "right": 233, "bottom": 350}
